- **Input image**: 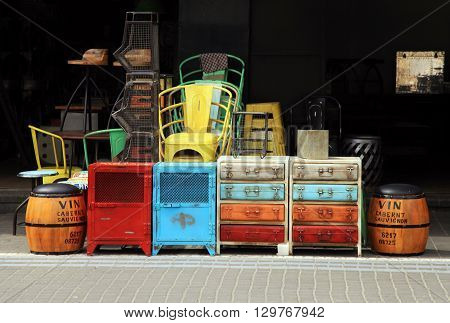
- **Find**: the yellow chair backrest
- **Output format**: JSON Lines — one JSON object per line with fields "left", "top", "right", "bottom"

{"left": 29, "top": 125, "right": 67, "bottom": 172}
{"left": 183, "top": 85, "right": 214, "bottom": 133}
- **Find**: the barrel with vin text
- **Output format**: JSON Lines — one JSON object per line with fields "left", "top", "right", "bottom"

{"left": 25, "top": 184, "right": 86, "bottom": 254}
{"left": 368, "top": 184, "right": 429, "bottom": 255}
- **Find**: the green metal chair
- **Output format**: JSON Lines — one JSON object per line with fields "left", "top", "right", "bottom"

{"left": 179, "top": 53, "right": 245, "bottom": 103}
{"left": 83, "top": 128, "right": 127, "bottom": 166}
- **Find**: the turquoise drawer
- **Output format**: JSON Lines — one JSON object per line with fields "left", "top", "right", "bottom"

{"left": 293, "top": 184, "right": 358, "bottom": 202}
{"left": 220, "top": 183, "right": 285, "bottom": 201}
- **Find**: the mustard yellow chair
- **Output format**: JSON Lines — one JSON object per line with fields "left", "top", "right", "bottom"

{"left": 158, "top": 84, "right": 234, "bottom": 162}
{"left": 29, "top": 125, "right": 82, "bottom": 184}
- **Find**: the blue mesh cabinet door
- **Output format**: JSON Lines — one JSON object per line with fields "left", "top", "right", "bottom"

{"left": 153, "top": 163, "right": 216, "bottom": 256}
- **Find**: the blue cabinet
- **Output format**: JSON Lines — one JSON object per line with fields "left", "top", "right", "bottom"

{"left": 220, "top": 183, "right": 285, "bottom": 201}
{"left": 153, "top": 163, "right": 216, "bottom": 255}
{"left": 292, "top": 184, "right": 358, "bottom": 202}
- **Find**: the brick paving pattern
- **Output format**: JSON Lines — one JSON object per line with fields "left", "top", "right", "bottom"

{"left": 0, "top": 254, "right": 449, "bottom": 303}
{"left": 1, "top": 207, "right": 449, "bottom": 303}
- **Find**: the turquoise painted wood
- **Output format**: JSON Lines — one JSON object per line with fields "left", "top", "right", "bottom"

{"left": 220, "top": 183, "right": 285, "bottom": 201}
{"left": 293, "top": 184, "right": 358, "bottom": 202}
{"left": 153, "top": 162, "right": 216, "bottom": 256}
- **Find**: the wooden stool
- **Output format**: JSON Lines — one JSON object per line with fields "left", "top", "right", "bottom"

{"left": 13, "top": 169, "right": 58, "bottom": 235}
{"left": 60, "top": 49, "right": 109, "bottom": 132}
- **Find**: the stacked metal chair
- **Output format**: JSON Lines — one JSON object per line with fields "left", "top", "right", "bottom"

{"left": 152, "top": 53, "right": 245, "bottom": 255}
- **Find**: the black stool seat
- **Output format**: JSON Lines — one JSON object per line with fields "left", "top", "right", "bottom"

{"left": 374, "top": 183, "right": 424, "bottom": 198}
{"left": 31, "top": 184, "right": 82, "bottom": 197}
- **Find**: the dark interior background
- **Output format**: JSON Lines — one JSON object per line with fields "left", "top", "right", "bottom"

{"left": 1, "top": 0, "right": 449, "bottom": 188}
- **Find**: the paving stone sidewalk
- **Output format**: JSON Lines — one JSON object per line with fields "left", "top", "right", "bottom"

{"left": 1, "top": 208, "right": 449, "bottom": 303}
{"left": 0, "top": 254, "right": 449, "bottom": 303}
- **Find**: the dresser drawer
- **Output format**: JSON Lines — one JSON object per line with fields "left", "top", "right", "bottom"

{"left": 220, "top": 183, "right": 285, "bottom": 201}
{"left": 220, "top": 204, "right": 284, "bottom": 221}
{"left": 292, "top": 225, "right": 358, "bottom": 244}
{"left": 292, "top": 162, "right": 358, "bottom": 181}
{"left": 220, "top": 225, "right": 285, "bottom": 243}
{"left": 292, "top": 184, "right": 358, "bottom": 202}
{"left": 90, "top": 207, "right": 147, "bottom": 240}
{"left": 220, "top": 162, "right": 285, "bottom": 180}
{"left": 293, "top": 204, "right": 358, "bottom": 223}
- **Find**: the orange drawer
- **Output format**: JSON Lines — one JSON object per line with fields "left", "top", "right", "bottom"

{"left": 220, "top": 204, "right": 284, "bottom": 221}
{"left": 293, "top": 204, "right": 358, "bottom": 223}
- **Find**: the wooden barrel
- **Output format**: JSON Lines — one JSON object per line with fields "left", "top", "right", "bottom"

{"left": 368, "top": 184, "right": 429, "bottom": 255}
{"left": 25, "top": 183, "right": 86, "bottom": 254}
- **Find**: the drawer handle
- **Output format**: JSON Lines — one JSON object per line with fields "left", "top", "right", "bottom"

{"left": 244, "top": 187, "right": 260, "bottom": 196}
{"left": 296, "top": 186, "right": 304, "bottom": 199}
{"left": 346, "top": 229, "right": 356, "bottom": 242}
{"left": 317, "top": 231, "right": 332, "bottom": 241}
{"left": 245, "top": 208, "right": 261, "bottom": 218}
{"left": 318, "top": 209, "right": 333, "bottom": 219}
{"left": 346, "top": 187, "right": 354, "bottom": 200}
{"left": 245, "top": 232, "right": 260, "bottom": 238}
{"left": 296, "top": 207, "right": 306, "bottom": 219}
{"left": 297, "top": 229, "right": 304, "bottom": 242}
{"left": 100, "top": 217, "right": 111, "bottom": 221}
{"left": 272, "top": 186, "right": 281, "bottom": 199}
{"left": 318, "top": 167, "right": 333, "bottom": 176}
{"left": 347, "top": 167, "right": 354, "bottom": 177}
{"left": 347, "top": 208, "right": 355, "bottom": 222}
{"left": 124, "top": 231, "right": 135, "bottom": 235}
{"left": 225, "top": 186, "right": 233, "bottom": 198}
{"left": 224, "top": 165, "right": 233, "bottom": 178}
{"left": 272, "top": 167, "right": 280, "bottom": 177}
{"left": 296, "top": 165, "right": 305, "bottom": 178}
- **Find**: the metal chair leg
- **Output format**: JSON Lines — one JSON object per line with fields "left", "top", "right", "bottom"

{"left": 13, "top": 196, "right": 29, "bottom": 236}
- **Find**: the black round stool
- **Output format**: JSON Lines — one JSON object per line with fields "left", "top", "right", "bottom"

{"left": 341, "top": 135, "right": 382, "bottom": 187}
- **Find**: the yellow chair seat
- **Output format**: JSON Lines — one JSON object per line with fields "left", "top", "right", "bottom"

{"left": 165, "top": 132, "right": 219, "bottom": 145}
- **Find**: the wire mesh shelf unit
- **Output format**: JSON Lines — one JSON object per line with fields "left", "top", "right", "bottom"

{"left": 231, "top": 111, "right": 269, "bottom": 158}
{"left": 114, "top": 11, "right": 159, "bottom": 72}
{"left": 112, "top": 74, "right": 159, "bottom": 162}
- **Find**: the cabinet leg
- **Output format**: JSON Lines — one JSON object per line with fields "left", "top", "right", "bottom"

{"left": 141, "top": 242, "right": 151, "bottom": 257}
{"left": 206, "top": 244, "right": 216, "bottom": 256}
{"left": 152, "top": 245, "right": 162, "bottom": 256}
{"left": 86, "top": 242, "right": 97, "bottom": 256}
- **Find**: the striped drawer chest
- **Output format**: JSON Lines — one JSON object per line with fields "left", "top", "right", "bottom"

{"left": 217, "top": 156, "right": 289, "bottom": 254}
{"left": 289, "top": 157, "right": 363, "bottom": 256}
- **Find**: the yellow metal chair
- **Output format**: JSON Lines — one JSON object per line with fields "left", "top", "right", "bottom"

{"left": 29, "top": 125, "right": 82, "bottom": 184}
{"left": 158, "top": 84, "right": 234, "bottom": 162}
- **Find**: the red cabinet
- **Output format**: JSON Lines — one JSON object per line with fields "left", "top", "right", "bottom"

{"left": 87, "top": 162, "right": 153, "bottom": 256}
{"left": 220, "top": 225, "right": 285, "bottom": 243}
{"left": 292, "top": 225, "right": 358, "bottom": 245}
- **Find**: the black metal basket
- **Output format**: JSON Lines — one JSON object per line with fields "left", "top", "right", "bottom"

{"left": 114, "top": 12, "right": 159, "bottom": 72}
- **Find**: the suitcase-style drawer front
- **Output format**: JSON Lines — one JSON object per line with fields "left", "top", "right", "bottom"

{"left": 293, "top": 204, "right": 358, "bottom": 223}
{"left": 293, "top": 184, "right": 358, "bottom": 201}
{"left": 220, "top": 184, "right": 285, "bottom": 200}
{"left": 293, "top": 163, "right": 358, "bottom": 181}
{"left": 292, "top": 225, "right": 358, "bottom": 244}
{"left": 220, "top": 204, "right": 285, "bottom": 221}
{"left": 220, "top": 163, "right": 285, "bottom": 180}
{"left": 220, "top": 225, "right": 285, "bottom": 243}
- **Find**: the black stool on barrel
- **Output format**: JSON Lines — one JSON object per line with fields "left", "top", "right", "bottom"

{"left": 341, "top": 135, "right": 382, "bottom": 187}
{"left": 368, "top": 183, "right": 430, "bottom": 255}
